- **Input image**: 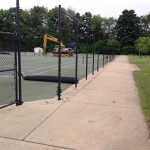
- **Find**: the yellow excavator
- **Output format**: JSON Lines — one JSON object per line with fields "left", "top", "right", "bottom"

{"left": 43, "top": 34, "right": 74, "bottom": 56}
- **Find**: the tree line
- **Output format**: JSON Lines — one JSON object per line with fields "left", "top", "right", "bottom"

{"left": 0, "top": 6, "right": 150, "bottom": 54}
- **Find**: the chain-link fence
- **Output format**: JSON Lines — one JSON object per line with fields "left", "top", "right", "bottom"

{"left": 0, "top": 32, "right": 17, "bottom": 109}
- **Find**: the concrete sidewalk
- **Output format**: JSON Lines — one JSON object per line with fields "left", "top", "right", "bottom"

{"left": 0, "top": 55, "right": 150, "bottom": 150}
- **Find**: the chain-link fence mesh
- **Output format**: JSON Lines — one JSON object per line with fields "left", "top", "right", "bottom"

{"left": 0, "top": 32, "right": 17, "bottom": 108}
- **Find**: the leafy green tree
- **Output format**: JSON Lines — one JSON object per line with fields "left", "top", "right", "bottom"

{"left": 30, "top": 6, "right": 48, "bottom": 28}
{"left": 106, "top": 38, "right": 121, "bottom": 54}
{"left": 0, "top": 9, "right": 7, "bottom": 31}
{"left": 47, "top": 7, "right": 78, "bottom": 50}
{"left": 140, "top": 13, "right": 150, "bottom": 37}
{"left": 19, "top": 9, "right": 33, "bottom": 51}
{"left": 79, "top": 12, "right": 92, "bottom": 44}
{"left": 3, "top": 6, "right": 150, "bottom": 55}
{"left": 47, "top": 7, "right": 59, "bottom": 36}
{"left": 91, "top": 15, "right": 104, "bottom": 42}
{"left": 61, "top": 8, "right": 77, "bottom": 45}
{"left": 95, "top": 40, "right": 106, "bottom": 53}
{"left": 29, "top": 6, "right": 49, "bottom": 49}
{"left": 101, "top": 17, "right": 117, "bottom": 39}
{"left": 94, "top": 38, "right": 120, "bottom": 54}
{"left": 0, "top": 8, "right": 16, "bottom": 32}
{"left": 116, "top": 9, "right": 141, "bottom": 54}
{"left": 135, "top": 37, "right": 150, "bottom": 56}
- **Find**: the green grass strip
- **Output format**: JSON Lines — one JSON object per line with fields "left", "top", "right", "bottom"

{"left": 128, "top": 55, "right": 150, "bottom": 129}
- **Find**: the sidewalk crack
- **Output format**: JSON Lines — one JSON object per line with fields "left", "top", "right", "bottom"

{"left": 22, "top": 102, "right": 66, "bottom": 141}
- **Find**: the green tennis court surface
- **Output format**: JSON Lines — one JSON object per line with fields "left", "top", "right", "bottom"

{"left": 0, "top": 52, "right": 16, "bottom": 106}
{"left": 20, "top": 53, "right": 103, "bottom": 101}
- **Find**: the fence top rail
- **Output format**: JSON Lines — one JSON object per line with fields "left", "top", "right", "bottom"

{"left": 0, "top": 32, "right": 15, "bottom": 36}
{"left": 61, "top": 10, "right": 79, "bottom": 22}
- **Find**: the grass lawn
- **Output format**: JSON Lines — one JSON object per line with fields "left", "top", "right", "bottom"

{"left": 128, "top": 55, "right": 150, "bottom": 129}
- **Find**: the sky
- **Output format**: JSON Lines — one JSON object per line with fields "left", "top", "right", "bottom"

{"left": 0, "top": 0, "right": 150, "bottom": 18}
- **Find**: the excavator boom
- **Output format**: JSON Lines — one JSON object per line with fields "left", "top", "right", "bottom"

{"left": 43, "top": 33, "right": 73, "bottom": 56}
{"left": 43, "top": 34, "right": 60, "bottom": 51}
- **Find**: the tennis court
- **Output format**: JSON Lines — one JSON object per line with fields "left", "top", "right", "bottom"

{"left": 0, "top": 53, "right": 16, "bottom": 105}
{"left": 21, "top": 53, "right": 103, "bottom": 101}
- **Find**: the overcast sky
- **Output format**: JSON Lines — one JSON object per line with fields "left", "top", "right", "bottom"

{"left": 0, "top": 0, "right": 150, "bottom": 18}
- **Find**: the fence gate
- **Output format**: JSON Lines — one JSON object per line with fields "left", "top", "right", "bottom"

{"left": 0, "top": 32, "right": 18, "bottom": 109}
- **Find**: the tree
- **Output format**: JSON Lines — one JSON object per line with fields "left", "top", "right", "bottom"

{"left": 61, "top": 7, "right": 77, "bottom": 45}
{"left": 116, "top": 9, "right": 141, "bottom": 54}
{"left": 101, "top": 17, "right": 117, "bottom": 39}
{"left": 95, "top": 40, "right": 106, "bottom": 54}
{"left": 47, "top": 6, "right": 76, "bottom": 51}
{"left": 3, "top": 6, "right": 150, "bottom": 54}
{"left": 0, "top": 8, "right": 16, "bottom": 33}
{"left": 91, "top": 15, "right": 104, "bottom": 42}
{"left": 46, "top": 7, "right": 59, "bottom": 51}
{"left": 30, "top": 7, "right": 48, "bottom": 35}
{"left": 0, "top": 9, "right": 7, "bottom": 31}
{"left": 135, "top": 37, "right": 150, "bottom": 56}
{"left": 47, "top": 7, "right": 58, "bottom": 37}
{"left": 79, "top": 12, "right": 92, "bottom": 44}
{"left": 106, "top": 38, "right": 121, "bottom": 54}
{"left": 140, "top": 13, "right": 150, "bottom": 37}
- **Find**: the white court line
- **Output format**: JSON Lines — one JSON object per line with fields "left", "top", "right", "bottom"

{"left": 21, "top": 59, "right": 54, "bottom": 65}
{"left": 21, "top": 56, "right": 75, "bottom": 65}
{"left": 22, "top": 66, "right": 55, "bottom": 73}
{"left": 22, "top": 60, "right": 76, "bottom": 73}
{"left": 32, "top": 63, "right": 76, "bottom": 75}
{"left": 21, "top": 54, "right": 86, "bottom": 65}
{"left": 0, "top": 76, "right": 14, "bottom": 78}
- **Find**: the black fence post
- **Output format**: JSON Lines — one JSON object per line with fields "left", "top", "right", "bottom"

{"left": 97, "top": 53, "right": 99, "bottom": 71}
{"left": 92, "top": 28, "right": 95, "bottom": 75}
{"left": 75, "top": 21, "right": 79, "bottom": 88}
{"left": 113, "top": 47, "right": 115, "bottom": 60}
{"left": 106, "top": 47, "right": 108, "bottom": 64}
{"left": 110, "top": 48, "right": 112, "bottom": 61}
{"left": 103, "top": 53, "right": 104, "bottom": 68}
{"left": 57, "top": 5, "right": 62, "bottom": 100}
{"left": 86, "top": 43, "right": 88, "bottom": 80}
{"left": 14, "top": 33, "right": 18, "bottom": 105}
{"left": 108, "top": 49, "right": 110, "bottom": 63}
{"left": 85, "top": 29, "right": 90, "bottom": 80}
{"left": 16, "top": 0, "right": 23, "bottom": 106}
